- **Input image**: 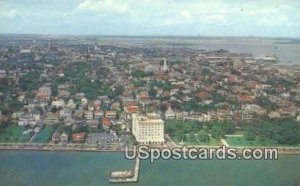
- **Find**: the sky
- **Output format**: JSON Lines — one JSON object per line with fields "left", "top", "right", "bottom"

{"left": 0, "top": 0, "right": 300, "bottom": 37}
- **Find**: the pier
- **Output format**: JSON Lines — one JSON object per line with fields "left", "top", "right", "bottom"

{"left": 109, "top": 157, "right": 140, "bottom": 183}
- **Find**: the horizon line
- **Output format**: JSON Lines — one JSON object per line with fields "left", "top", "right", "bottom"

{"left": 0, "top": 33, "right": 299, "bottom": 39}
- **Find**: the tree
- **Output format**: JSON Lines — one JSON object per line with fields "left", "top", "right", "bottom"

{"left": 58, "top": 125, "right": 72, "bottom": 134}
{"left": 256, "top": 96, "right": 273, "bottom": 110}
{"left": 222, "top": 122, "right": 235, "bottom": 134}
{"left": 133, "top": 80, "right": 145, "bottom": 87}
{"left": 211, "top": 126, "right": 226, "bottom": 139}
{"left": 148, "top": 88, "right": 157, "bottom": 98}
{"left": 73, "top": 125, "right": 88, "bottom": 133}
{"left": 19, "top": 71, "right": 40, "bottom": 91}
{"left": 273, "top": 119, "right": 300, "bottom": 145}
{"left": 243, "top": 118, "right": 300, "bottom": 145}
{"left": 244, "top": 131, "right": 256, "bottom": 141}
{"left": 212, "top": 92, "right": 226, "bottom": 103}
{"left": 190, "top": 133, "right": 196, "bottom": 142}
{"left": 198, "top": 131, "right": 210, "bottom": 142}
{"left": 131, "top": 70, "right": 152, "bottom": 78}
{"left": 109, "top": 85, "right": 124, "bottom": 101}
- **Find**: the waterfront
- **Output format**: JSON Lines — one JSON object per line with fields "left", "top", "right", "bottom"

{"left": 98, "top": 37, "right": 300, "bottom": 65}
{"left": 0, "top": 151, "right": 299, "bottom": 186}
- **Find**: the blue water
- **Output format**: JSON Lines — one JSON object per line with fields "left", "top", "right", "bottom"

{"left": 0, "top": 151, "right": 299, "bottom": 186}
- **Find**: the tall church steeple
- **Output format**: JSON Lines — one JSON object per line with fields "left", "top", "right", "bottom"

{"left": 163, "top": 58, "right": 168, "bottom": 72}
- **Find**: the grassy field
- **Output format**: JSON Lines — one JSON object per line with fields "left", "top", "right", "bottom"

{"left": 180, "top": 134, "right": 221, "bottom": 146}
{"left": 32, "top": 126, "right": 56, "bottom": 143}
{"left": 0, "top": 125, "right": 30, "bottom": 143}
{"left": 225, "top": 136, "right": 300, "bottom": 147}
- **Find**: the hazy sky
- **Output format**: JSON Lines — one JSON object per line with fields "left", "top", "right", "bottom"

{"left": 0, "top": 0, "right": 299, "bottom": 37}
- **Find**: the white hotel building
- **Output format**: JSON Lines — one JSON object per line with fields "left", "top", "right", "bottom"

{"left": 132, "top": 113, "right": 165, "bottom": 145}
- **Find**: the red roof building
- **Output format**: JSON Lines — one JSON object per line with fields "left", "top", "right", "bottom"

{"left": 124, "top": 106, "right": 139, "bottom": 113}
{"left": 102, "top": 117, "right": 111, "bottom": 130}
{"left": 197, "top": 91, "right": 211, "bottom": 100}
{"left": 72, "top": 132, "right": 86, "bottom": 143}
{"left": 238, "top": 95, "right": 255, "bottom": 103}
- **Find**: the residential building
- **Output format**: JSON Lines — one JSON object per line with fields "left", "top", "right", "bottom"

{"left": 72, "top": 132, "right": 86, "bottom": 143}
{"left": 165, "top": 107, "right": 175, "bottom": 120}
{"left": 52, "top": 131, "right": 60, "bottom": 143}
{"left": 60, "top": 132, "right": 69, "bottom": 143}
{"left": 84, "top": 110, "right": 94, "bottom": 120}
{"left": 102, "top": 117, "right": 111, "bottom": 130}
{"left": 44, "top": 112, "right": 59, "bottom": 125}
{"left": 94, "top": 110, "right": 104, "bottom": 120}
{"left": 105, "top": 110, "right": 117, "bottom": 118}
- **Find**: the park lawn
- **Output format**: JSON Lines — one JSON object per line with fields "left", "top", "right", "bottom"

{"left": 225, "top": 136, "right": 300, "bottom": 147}
{"left": 180, "top": 134, "right": 220, "bottom": 146}
{"left": 32, "top": 126, "right": 56, "bottom": 143}
{"left": 0, "top": 125, "right": 28, "bottom": 143}
{"left": 225, "top": 136, "right": 255, "bottom": 146}
{"left": 19, "top": 132, "right": 31, "bottom": 143}
{"left": 197, "top": 136, "right": 220, "bottom": 146}
{"left": 231, "top": 130, "right": 245, "bottom": 135}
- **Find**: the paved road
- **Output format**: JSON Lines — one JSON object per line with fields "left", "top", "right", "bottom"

{"left": 164, "top": 134, "right": 179, "bottom": 148}
{"left": 220, "top": 139, "right": 229, "bottom": 147}
{"left": 224, "top": 134, "right": 244, "bottom": 137}
{"left": 28, "top": 133, "right": 37, "bottom": 143}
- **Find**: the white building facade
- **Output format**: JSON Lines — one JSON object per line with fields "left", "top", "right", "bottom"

{"left": 132, "top": 113, "right": 165, "bottom": 145}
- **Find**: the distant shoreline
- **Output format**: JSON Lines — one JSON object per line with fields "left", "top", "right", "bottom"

{"left": 0, "top": 33, "right": 299, "bottom": 40}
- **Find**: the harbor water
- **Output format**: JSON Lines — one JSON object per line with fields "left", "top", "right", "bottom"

{"left": 0, "top": 151, "right": 299, "bottom": 186}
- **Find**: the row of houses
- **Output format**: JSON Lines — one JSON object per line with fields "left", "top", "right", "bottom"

{"left": 165, "top": 107, "right": 254, "bottom": 123}
{"left": 52, "top": 132, "right": 87, "bottom": 143}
